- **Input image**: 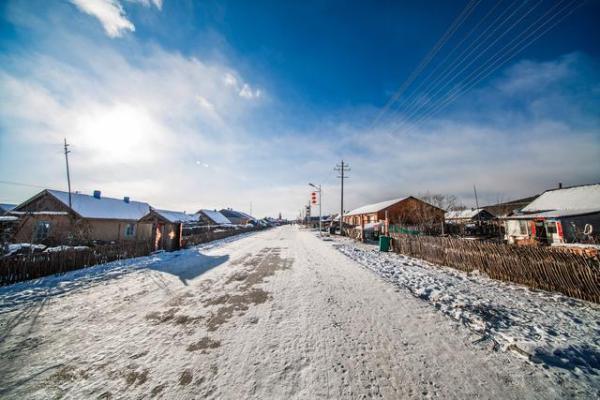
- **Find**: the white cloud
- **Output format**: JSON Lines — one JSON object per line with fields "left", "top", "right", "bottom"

{"left": 70, "top": 0, "right": 161, "bottom": 38}
{"left": 239, "top": 84, "right": 261, "bottom": 99}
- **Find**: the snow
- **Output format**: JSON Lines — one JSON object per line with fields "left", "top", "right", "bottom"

{"left": 199, "top": 209, "right": 232, "bottom": 225}
{"left": 522, "top": 183, "right": 600, "bottom": 212}
{"left": 446, "top": 208, "right": 487, "bottom": 220}
{"left": 43, "top": 245, "right": 90, "bottom": 253}
{"left": 0, "top": 215, "right": 18, "bottom": 221}
{"left": 505, "top": 208, "right": 600, "bottom": 219}
{"left": 345, "top": 197, "right": 406, "bottom": 216}
{"left": 4, "top": 243, "right": 46, "bottom": 256}
{"left": 0, "top": 226, "right": 597, "bottom": 398}
{"left": 334, "top": 239, "right": 600, "bottom": 393}
{"left": 153, "top": 209, "right": 199, "bottom": 223}
{"left": 47, "top": 189, "right": 150, "bottom": 220}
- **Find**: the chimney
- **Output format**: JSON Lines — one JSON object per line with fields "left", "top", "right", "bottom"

{"left": 124, "top": 196, "right": 130, "bottom": 203}
{"left": 93, "top": 190, "right": 101, "bottom": 199}
{"left": 558, "top": 182, "right": 563, "bottom": 189}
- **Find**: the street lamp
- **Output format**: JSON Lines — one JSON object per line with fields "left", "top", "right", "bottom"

{"left": 309, "top": 182, "right": 322, "bottom": 237}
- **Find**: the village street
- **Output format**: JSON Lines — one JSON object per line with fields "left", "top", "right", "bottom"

{"left": 0, "top": 226, "right": 596, "bottom": 399}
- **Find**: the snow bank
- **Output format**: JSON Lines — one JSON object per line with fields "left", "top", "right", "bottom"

{"left": 0, "top": 230, "right": 259, "bottom": 313}
{"left": 335, "top": 242, "right": 600, "bottom": 382}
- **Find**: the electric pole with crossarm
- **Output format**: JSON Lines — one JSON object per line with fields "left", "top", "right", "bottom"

{"left": 334, "top": 160, "right": 350, "bottom": 236}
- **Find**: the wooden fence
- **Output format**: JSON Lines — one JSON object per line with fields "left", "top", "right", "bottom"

{"left": 0, "top": 227, "right": 264, "bottom": 286}
{"left": 0, "top": 241, "right": 152, "bottom": 286}
{"left": 389, "top": 234, "right": 600, "bottom": 303}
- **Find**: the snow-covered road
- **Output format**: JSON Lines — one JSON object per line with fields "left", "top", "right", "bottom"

{"left": 0, "top": 226, "right": 596, "bottom": 399}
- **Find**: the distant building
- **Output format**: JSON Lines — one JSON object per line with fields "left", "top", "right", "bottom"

{"left": 482, "top": 195, "right": 539, "bottom": 218}
{"left": 344, "top": 197, "right": 444, "bottom": 235}
{"left": 503, "top": 184, "right": 600, "bottom": 245}
{"left": 197, "top": 209, "right": 232, "bottom": 226}
{"left": 11, "top": 189, "right": 152, "bottom": 245}
{"left": 139, "top": 209, "right": 199, "bottom": 251}
{"left": 219, "top": 209, "right": 255, "bottom": 225}
{"left": 445, "top": 208, "right": 497, "bottom": 236}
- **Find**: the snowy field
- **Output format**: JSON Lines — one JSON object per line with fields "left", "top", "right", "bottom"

{"left": 0, "top": 226, "right": 597, "bottom": 399}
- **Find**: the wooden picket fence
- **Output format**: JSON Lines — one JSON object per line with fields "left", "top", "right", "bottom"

{"left": 0, "top": 241, "right": 152, "bottom": 286}
{"left": 389, "top": 234, "right": 600, "bottom": 303}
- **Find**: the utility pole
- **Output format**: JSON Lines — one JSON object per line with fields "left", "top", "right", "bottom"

{"left": 64, "top": 138, "right": 72, "bottom": 209}
{"left": 334, "top": 160, "right": 350, "bottom": 235}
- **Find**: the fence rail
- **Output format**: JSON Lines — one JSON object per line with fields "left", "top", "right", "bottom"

{"left": 0, "top": 241, "right": 152, "bottom": 286}
{"left": 389, "top": 234, "right": 600, "bottom": 303}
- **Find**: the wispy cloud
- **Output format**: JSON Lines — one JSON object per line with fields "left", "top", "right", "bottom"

{"left": 69, "top": 0, "right": 161, "bottom": 38}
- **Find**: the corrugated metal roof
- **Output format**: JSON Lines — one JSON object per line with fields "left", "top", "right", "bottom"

{"left": 522, "top": 184, "right": 600, "bottom": 212}
{"left": 154, "top": 209, "right": 199, "bottom": 224}
{"left": 47, "top": 190, "right": 150, "bottom": 221}
{"left": 345, "top": 197, "right": 407, "bottom": 217}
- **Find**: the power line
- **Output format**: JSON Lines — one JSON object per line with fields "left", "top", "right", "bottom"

{"left": 396, "top": 0, "right": 543, "bottom": 130}
{"left": 398, "top": 0, "right": 582, "bottom": 135}
{"left": 370, "top": 0, "right": 479, "bottom": 128}
{"left": 385, "top": 0, "right": 510, "bottom": 128}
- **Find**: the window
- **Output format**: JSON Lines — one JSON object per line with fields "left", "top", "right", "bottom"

{"left": 546, "top": 222, "right": 557, "bottom": 234}
{"left": 35, "top": 221, "right": 51, "bottom": 241}
{"left": 125, "top": 224, "right": 136, "bottom": 237}
{"left": 518, "top": 220, "right": 528, "bottom": 235}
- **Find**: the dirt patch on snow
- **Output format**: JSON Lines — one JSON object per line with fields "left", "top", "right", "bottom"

{"left": 179, "top": 369, "right": 193, "bottom": 386}
{"left": 187, "top": 336, "right": 221, "bottom": 352}
{"left": 204, "top": 247, "right": 292, "bottom": 331}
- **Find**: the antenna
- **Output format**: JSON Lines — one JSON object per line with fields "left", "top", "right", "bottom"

{"left": 64, "top": 138, "right": 72, "bottom": 209}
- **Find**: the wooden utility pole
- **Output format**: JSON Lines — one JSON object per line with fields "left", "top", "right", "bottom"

{"left": 64, "top": 138, "right": 72, "bottom": 208}
{"left": 334, "top": 160, "right": 350, "bottom": 235}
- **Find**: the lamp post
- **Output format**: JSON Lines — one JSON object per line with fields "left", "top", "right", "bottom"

{"left": 309, "top": 183, "right": 322, "bottom": 237}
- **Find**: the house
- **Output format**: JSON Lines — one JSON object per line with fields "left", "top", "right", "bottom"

{"left": 0, "top": 203, "right": 17, "bottom": 216}
{"left": 445, "top": 208, "right": 497, "bottom": 236}
{"left": 344, "top": 197, "right": 445, "bottom": 235}
{"left": 219, "top": 208, "right": 255, "bottom": 225}
{"left": 197, "top": 209, "right": 232, "bottom": 226}
{"left": 503, "top": 183, "right": 600, "bottom": 245}
{"left": 11, "top": 189, "right": 152, "bottom": 245}
{"left": 139, "top": 209, "right": 199, "bottom": 251}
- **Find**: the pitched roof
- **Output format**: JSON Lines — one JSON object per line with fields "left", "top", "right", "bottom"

{"left": 220, "top": 208, "right": 255, "bottom": 221}
{"left": 521, "top": 184, "right": 600, "bottom": 213}
{"left": 345, "top": 197, "right": 407, "bottom": 217}
{"left": 153, "top": 209, "right": 199, "bottom": 224}
{"left": 199, "top": 209, "right": 232, "bottom": 225}
{"left": 46, "top": 190, "right": 150, "bottom": 221}
{"left": 446, "top": 208, "right": 493, "bottom": 220}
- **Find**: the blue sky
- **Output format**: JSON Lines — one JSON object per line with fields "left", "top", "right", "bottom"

{"left": 1, "top": 0, "right": 599, "bottom": 217}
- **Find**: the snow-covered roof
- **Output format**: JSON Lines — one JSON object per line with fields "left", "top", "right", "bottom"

{"left": 220, "top": 209, "right": 256, "bottom": 221}
{"left": 345, "top": 197, "right": 407, "bottom": 217}
{"left": 503, "top": 208, "right": 600, "bottom": 220}
{"left": 446, "top": 208, "right": 491, "bottom": 220}
{"left": 522, "top": 184, "right": 600, "bottom": 212}
{"left": 199, "top": 209, "right": 232, "bottom": 225}
{"left": 46, "top": 190, "right": 150, "bottom": 221}
{"left": 153, "top": 209, "right": 199, "bottom": 224}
